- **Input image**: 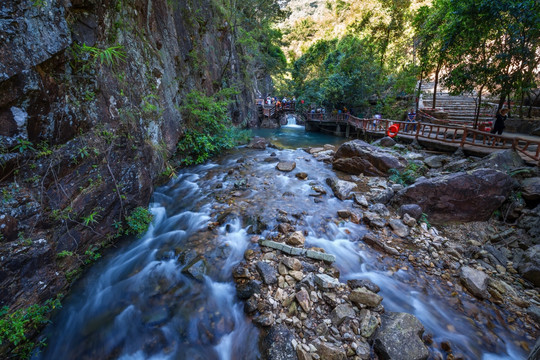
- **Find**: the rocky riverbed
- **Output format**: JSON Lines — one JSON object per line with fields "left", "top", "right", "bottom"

{"left": 229, "top": 136, "right": 539, "bottom": 359}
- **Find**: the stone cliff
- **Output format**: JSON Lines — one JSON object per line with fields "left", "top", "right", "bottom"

{"left": 0, "top": 0, "right": 264, "bottom": 341}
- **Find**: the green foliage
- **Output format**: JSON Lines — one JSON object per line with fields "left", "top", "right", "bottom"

{"left": 81, "top": 210, "right": 100, "bottom": 227}
{"left": 420, "top": 213, "right": 431, "bottom": 229}
{"left": 35, "top": 141, "right": 52, "bottom": 159}
{"left": 176, "top": 89, "right": 244, "bottom": 165}
{"left": 388, "top": 162, "right": 422, "bottom": 185}
{"left": 56, "top": 251, "right": 73, "bottom": 259}
{"left": 124, "top": 207, "right": 153, "bottom": 235}
{"left": 75, "top": 43, "right": 126, "bottom": 66}
{"left": 84, "top": 249, "right": 101, "bottom": 265}
{"left": 65, "top": 268, "right": 81, "bottom": 283}
{"left": 292, "top": 34, "right": 416, "bottom": 115}
{"left": 13, "top": 139, "right": 35, "bottom": 153}
{"left": 0, "top": 298, "right": 61, "bottom": 359}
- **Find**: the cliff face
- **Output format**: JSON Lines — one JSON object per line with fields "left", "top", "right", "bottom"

{"left": 0, "top": 0, "right": 261, "bottom": 327}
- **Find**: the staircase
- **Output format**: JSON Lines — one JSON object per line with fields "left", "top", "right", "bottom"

{"left": 420, "top": 82, "right": 498, "bottom": 126}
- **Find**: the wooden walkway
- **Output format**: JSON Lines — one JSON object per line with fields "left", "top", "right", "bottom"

{"left": 305, "top": 113, "right": 540, "bottom": 166}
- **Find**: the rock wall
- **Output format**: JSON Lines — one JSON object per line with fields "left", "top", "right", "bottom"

{"left": 0, "top": 0, "right": 262, "bottom": 326}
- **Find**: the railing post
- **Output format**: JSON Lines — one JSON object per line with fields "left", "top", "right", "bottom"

{"left": 512, "top": 138, "right": 517, "bottom": 151}
{"left": 415, "top": 123, "right": 420, "bottom": 140}
{"left": 460, "top": 128, "right": 467, "bottom": 148}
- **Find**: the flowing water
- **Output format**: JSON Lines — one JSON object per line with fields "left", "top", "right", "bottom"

{"left": 37, "top": 125, "right": 532, "bottom": 360}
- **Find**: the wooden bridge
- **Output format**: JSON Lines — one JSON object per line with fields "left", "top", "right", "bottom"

{"left": 305, "top": 113, "right": 540, "bottom": 166}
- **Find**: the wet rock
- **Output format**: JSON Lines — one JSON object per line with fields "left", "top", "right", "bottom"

{"left": 395, "top": 169, "right": 514, "bottom": 224}
{"left": 308, "top": 147, "right": 325, "bottom": 154}
{"left": 369, "top": 203, "right": 390, "bottom": 217}
{"left": 297, "top": 348, "right": 311, "bottom": 360}
{"left": 518, "top": 245, "right": 540, "bottom": 287}
{"left": 373, "top": 188, "right": 395, "bottom": 204}
{"left": 296, "top": 288, "right": 311, "bottom": 312}
{"left": 247, "top": 136, "right": 267, "bottom": 149}
{"left": 181, "top": 257, "right": 207, "bottom": 281}
{"left": 306, "top": 250, "right": 336, "bottom": 263}
{"left": 232, "top": 265, "right": 251, "bottom": 279}
{"left": 389, "top": 219, "right": 409, "bottom": 237}
{"left": 261, "top": 324, "right": 297, "bottom": 360}
{"left": 287, "top": 231, "right": 305, "bottom": 247}
{"left": 326, "top": 177, "right": 357, "bottom": 200}
{"left": 360, "top": 311, "right": 379, "bottom": 338}
{"left": 296, "top": 172, "right": 308, "bottom": 180}
{"left": 282, "top": 256, "right": 302, "bottom": 271}
{"left": 276, "top": 161, "right": 296, "bottom": 172}
{"left": 402, "top": 213, "right": 417, "bottom": 227}
{"left": 264, "top": 157, "right": 280, "bottom": 163}
{"left": 278, "top": 223, "right": 294, "bottom": 234}
{"left": 314, "top": 274, "right": 341, "bottom": 290}
{"left": 245, "top": 296, "right": 258, "bottom": 314}
{"left": 460, "top": 266, "right": 489, "bottom": 299}
{"left": 349, "top": 287, "right": 383, "bottom": 308}
{"left": 332, "top": 140, "right": 405, "bottom": 176}
{"left": 254, "top": 312, "right": 275, "bottom": 327}
{"left": 373, "top": 312, "right": 429, "bottom": 360}
{"left": 260, "top": 239, "right": 304, "bottom": 256}
{"left": 398, "top": 204, "right": 423, "bottom": 220}
{"left": 527, "top": 305, "right": 540, "bottom": 324}
{"left": 331, "top": 304, "right": 355, "bottom": 326}
{"left": 424, "top": 155, "right": 446, "bottom": 169}
{"left": 355, "top": 340, "right": 371, "bottom": 359}
{"left": 347, "top": 279, "right": 380, "bottom": 293}
{"left": 354, "top": 194, "right": 369, "bottom": 207}
{"left": 256, "top": 261, "right": 278, "bottom": 285}
{"left": 527, "top": 338, "right": 540, "bottom": 360}
{"left": 0, "top": 214, "right": 18, "bottom": 242}
{"left": 314, "top": 341, "right": 347, "bottom": 360}
{"left": 373, "top": 136, "right": 396, "bottom": 148}
{"left": 236, "top": 280, "right": 261, "bottom": 299}
{"left": 337, "top": 209, "right": 351, "bottom": 218}
{"left": 362, "top": 232, "right": 399, "bottom": 256}
{"left": 521, "top": 177, "right": 540, "bottom": 207}
{"left": 244, "top": 249, "right": 256, "bottom": 261}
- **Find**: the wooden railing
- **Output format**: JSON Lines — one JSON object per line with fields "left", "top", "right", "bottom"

{"left": 305, "top": 113, "right": 540, "bottom": 165}
{"left": 256, "top": 100, "right": 296, "bottom": 119}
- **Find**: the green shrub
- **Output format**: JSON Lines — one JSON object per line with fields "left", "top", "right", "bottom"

{"left": 0, "top": 298, "right": 61, "bottom": 359}
{"left": 176, "top": 89, "right": 244, "bottom": 165}
{"left": 124, "top": 207, "right": 153, "bottom": 235}
{"left": 388, "top": 162, "right": 423, "bottom": 185}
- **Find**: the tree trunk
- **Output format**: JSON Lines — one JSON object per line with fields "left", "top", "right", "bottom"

{"left": 432, "top": 61, "right": 442, "bottom": 109}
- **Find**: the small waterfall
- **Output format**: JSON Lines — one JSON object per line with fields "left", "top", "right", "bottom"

{"left": 283, "top": 114, "right": 302, "bottom": 128}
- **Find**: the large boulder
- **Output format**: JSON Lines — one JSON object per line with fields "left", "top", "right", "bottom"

{"left": 460, "top": 266, "right": 489, "bottom": 299}
{"left": 373, "top": 312, "right": 429, "bottom": 360}
{"left": 247, "top": 136, "right": 267, "bottom": 149}
{"left": 477, "top": 149, "right": 524, "bottom": 171}
{"left": 332, "top": 140, "right": 406, "bottom": 176}
{"left": 518, "top": 245, "right": 540, "bottom": 287}
{"left": 326, "top": 177, "right": 357, "bottom": 200}
{"left": 521, "top": 177, "right": 540, "bottom": 207}
{"left": 276, "top": 161, "right": 296, "bottom": 172}
{"left": 395, "top": 169, "right": 514, "bottom": 224}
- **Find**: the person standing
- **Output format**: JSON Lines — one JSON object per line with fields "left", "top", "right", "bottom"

{"left": 405, "top": 108, "right": 416, "bottom": 132}
{"left": 491, "top": 108, "right": 509, "bottom": 135}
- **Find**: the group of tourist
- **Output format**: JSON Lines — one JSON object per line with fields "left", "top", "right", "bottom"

{"left": 265, "top": 96, "right": 296, "bottom": 110}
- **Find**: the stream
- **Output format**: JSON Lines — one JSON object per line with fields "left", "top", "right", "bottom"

{"left": 36, "top": 121, "right": 531, "bottom": 359}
